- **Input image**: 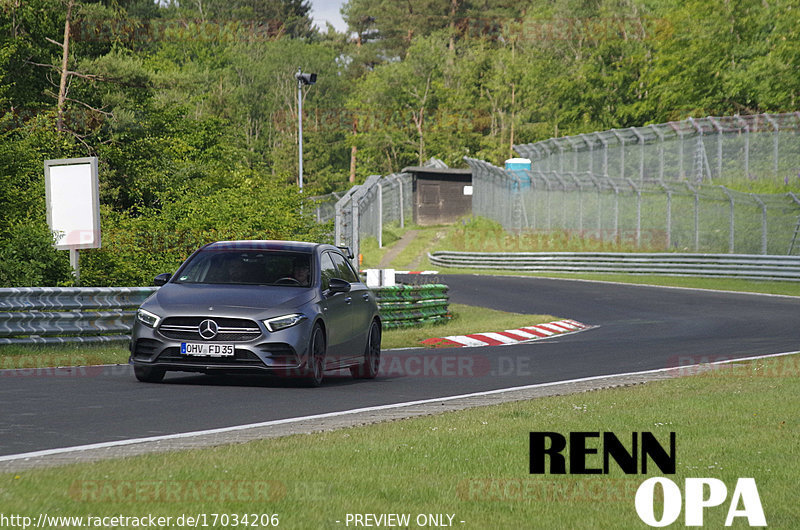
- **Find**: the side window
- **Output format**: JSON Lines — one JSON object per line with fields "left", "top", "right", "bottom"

{"left": 320, "top": 253, "right": 337, "bottom": 290}
{"left": 330, "top": 252, "right": 359, "bottom": 283}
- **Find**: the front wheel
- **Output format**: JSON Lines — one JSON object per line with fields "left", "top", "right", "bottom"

{"left": 351, "top": 319, "right": 381, "bottom": 379}
{"left": 302, "top": 324, "right": 326, "bottom": 387}
{"left": 133, "top": 365, "right": 166, "bottom": 383}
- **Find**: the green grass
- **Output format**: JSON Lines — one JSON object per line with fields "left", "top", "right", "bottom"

{"left": 0, "top": 342, "right": 130, "bottom": 370}
{"left": 358, "top": 222, "right": 409, "bottom": 269}
{"left": 4, "top": 354, "right": 799, "bottom": 528}
{"left": 389, "top": 226, "right": 448, "bottom": 270}
{"left": 358, "top": 222, "right": 444, "bottom": 270}
{"left": 441, "top": 217, "right": 658, "bottom": 253}
{"left": 715, "top": 175, "right": 800, "bottom": 195}
{"left": 381, "top": 303, "right": 557, "bottom": 349}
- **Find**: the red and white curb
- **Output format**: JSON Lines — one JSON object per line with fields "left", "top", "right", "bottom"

{"left": 421, "top": 319, "right": 591, "bottom": 348}
{"left": 394, "top": 270, "right": 439, "bottom": 275}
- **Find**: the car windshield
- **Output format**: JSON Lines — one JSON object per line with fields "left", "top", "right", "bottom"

{"left": 175, "top": 250, "right": 312, "bottom": 287}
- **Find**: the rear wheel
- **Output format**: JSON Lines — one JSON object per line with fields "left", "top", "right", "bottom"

{"left": 303, "top": 324, "right": 326, "bottom": 387}
{"left": 133, "top": 365, "right": 166, "bottom": 383}
{"left": 351, "top": 319, "right": 381, "bottom": 379}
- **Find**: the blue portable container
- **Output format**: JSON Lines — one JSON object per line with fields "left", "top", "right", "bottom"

{"left": 505, "top": 158, "right": 532, "bottom": 190}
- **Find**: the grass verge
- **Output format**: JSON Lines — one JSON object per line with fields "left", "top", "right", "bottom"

{"left": 0, "top": 342, "right": 129, "bottom": 370}
{"left": 3, "top": 354, "right": 798, "bottom": 528}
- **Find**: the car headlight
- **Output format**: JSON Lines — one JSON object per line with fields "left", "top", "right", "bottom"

{"left": 136, "top": 309, "right": 161, "bottom": 328}
{"left": 263, "top": 313, "right": 307, "bottom": 332}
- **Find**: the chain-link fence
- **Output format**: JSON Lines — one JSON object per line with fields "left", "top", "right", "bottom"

{"left": 465, "top": 157, "right": 800, "bottom": 255}
{"left": 309, "top": 191, "right": 345, "bottom": 224}
{"left": 333, "top": 173, "right": 413, "bottom": 260}
{"left": 323, "top": 114, "right": 800, "bottom": 257}
{"left": 514, "top": 113, "right": 800, "bottom": 185}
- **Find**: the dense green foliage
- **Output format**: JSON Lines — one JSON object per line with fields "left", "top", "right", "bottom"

{"left": 1, "top": 0, "right": 798, "bottom": 285}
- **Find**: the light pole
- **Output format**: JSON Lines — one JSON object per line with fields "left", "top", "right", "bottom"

{"left": 295, "top": 68, "right": 316, "bottom": 193}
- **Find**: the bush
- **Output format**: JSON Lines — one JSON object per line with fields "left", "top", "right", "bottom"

{"left": 0, "top": 222, "right": 73, "bottom": 287}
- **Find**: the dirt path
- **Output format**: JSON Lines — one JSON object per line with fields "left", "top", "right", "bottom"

{"left": 407, "top": 230, "right": 445, "bottom": 270}
{"left": 378, "top": 229, "right": 419, "bottom": 268}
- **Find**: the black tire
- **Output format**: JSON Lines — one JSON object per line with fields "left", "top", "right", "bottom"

{"left": 351, "top": 319, "right": 381, "bottom": 379}
{"left": 302, "top": 324, "right": 326, "bottom": 387}
{"left": 133, "top": 365, "right": 166, "bottom": 383}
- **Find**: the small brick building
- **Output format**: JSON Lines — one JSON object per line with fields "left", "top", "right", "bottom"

{"left": 403, "top": 165, "right": 473, "bottom": 226}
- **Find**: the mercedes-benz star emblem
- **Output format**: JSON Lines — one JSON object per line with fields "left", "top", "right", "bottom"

{"left": 198, "top": 319, "right": 219, "bottom": 340}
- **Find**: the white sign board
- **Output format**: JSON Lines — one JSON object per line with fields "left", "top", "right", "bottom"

{"left": 44, "top": 157, "right": 101, "bottom": 250}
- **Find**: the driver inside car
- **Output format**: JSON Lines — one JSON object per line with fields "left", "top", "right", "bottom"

{"left": 292, "top": 260, "right": 310, "bottom": 286}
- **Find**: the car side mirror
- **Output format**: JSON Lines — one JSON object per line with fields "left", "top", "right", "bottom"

{"left": 154, "top": 273, "right": 172, "bottom": 286}
{"left": 328, "top": 278, "right": 351, "bottom": 294}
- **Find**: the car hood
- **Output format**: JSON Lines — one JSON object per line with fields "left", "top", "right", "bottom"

{"left": 145, "top": 283, "right": 316, "bottom": 316}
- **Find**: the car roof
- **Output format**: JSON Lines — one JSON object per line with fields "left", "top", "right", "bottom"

{"left": 202, "top": 240, "right": 328, "bottom": 254}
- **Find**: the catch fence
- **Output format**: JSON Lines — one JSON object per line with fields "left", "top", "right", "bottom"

{"left": 466, "top": 114, "right": 800, "bottom": 255}
{"left": 333, "top": 172, "right": 413, "bottom": 260}
{"left": 514, "top": 113, "right": 800, "bottom": 186}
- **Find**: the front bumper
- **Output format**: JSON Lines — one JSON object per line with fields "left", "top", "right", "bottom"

{"left": 129, "top": 317, "right": 313, "bottom": 375}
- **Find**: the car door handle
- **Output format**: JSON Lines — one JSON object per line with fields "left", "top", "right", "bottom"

{"left": 344, "top": 297, "right": 352, "bottom": 304}
{"left": 362, "top": 293, "right": 370, "bottom": 301}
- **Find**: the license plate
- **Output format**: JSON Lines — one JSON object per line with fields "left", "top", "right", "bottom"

{"left": 181, "top": 343, "right": 235, "bottom": 357}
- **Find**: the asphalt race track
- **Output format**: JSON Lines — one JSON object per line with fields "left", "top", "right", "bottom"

{"left": 2, "top": 275, "right": 799, "bottom": 458}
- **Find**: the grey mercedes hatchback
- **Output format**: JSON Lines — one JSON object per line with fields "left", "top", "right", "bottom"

{"left": 129, "top": 240, "right": 381, "bottom": 386}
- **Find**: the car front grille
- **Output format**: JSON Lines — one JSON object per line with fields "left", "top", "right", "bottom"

{"left": 158, "top": 316, "right": 262, "bottom": 342}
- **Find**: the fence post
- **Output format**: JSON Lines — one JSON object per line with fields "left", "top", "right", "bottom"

{"left": 710, "top": 116, "right": 723, "bottom": 179}
{"left": 398, "top": 178, "right": 405, "bottom": 228}
{"left": 736, "top": 115, "right": 750, "bottom": 179}
{"left": 632, "top": 127, "right": 645, "bottom": 183}
{"left": 720, "top": 186, "right": 735, "bottom": 253}
{"left": 686, "top": 182, "right": 700, "bottom": 252}
{"left": 627, "top": 178, "right": 641, "bottom": 248}
{"left": 765, "top": 113, "right": 779, "bottom": 175}
{"left": 377, "top": 182, "right": 383, "bottom": 248}
{"left": 789, "top": 192, "right": 800, "bottom": 255}
{"left": 664, "top": 186, "right": 672, "bottom": 250}
{"left": 611, "top": 130, "right": 625, "bottom": 181}
{"left": 751, "top": 194, "right": 768, "bottom": 255}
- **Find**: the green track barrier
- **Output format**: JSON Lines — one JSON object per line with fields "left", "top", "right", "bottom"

{"left": 374, "top": 284, "right": 451, "bottom": 330}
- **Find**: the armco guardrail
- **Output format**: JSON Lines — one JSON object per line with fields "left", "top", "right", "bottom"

{"left": 0, "top": 287, "right": 157, "bottom": 345}
{"left": 374, "top": 284, "right": 450, "bottom": 329}
{"left": 0, "top": 285, "right": 449, "bottom": 344}
{"left": 428, "top": 251, "right": 800, "bottom": 281}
